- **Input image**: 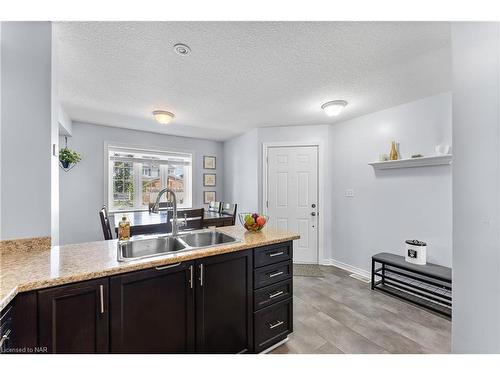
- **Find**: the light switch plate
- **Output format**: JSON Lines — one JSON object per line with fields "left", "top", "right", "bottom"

{"left": 345, "top": 189, "right": 355, "bottom": 198}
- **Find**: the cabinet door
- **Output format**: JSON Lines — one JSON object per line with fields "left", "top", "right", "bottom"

{"left": 195, "top": 250, "right": 253, "bottom": 353}
{"left": 110, "top": 262, "right": 195, "bottom": 353}
{"left": 38, "top": 278, "right": 109, "bottom": 353}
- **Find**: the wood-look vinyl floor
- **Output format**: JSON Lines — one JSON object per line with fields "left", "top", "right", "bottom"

{"left": 270, "top": 265, "right": 451, "bottom": 354}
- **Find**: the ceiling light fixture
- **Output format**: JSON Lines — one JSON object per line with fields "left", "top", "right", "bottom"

{"left": 321, "top": 100, "right": 348, "bottom": 117}
{"left": 153, "top": 110, "right": 175, "bottom": 125}
{"left": 173, "top": 43, "right": 191, "bottom": 56}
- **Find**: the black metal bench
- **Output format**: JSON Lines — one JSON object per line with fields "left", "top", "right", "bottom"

{"left": 371, "top": 252, "right": 452, "bottom": 317}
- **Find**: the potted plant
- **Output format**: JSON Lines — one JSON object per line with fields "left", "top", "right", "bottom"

{"left": 59, "top": 146, "right": 82, "bottom": 170}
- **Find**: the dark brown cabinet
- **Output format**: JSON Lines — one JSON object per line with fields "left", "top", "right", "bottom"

{"left": 110, "top": 261, "right": 195, "bottom": 353}
{"left": 3, "top": 241, "right": 292, "bottom": 354}
{"left": 38, "top": 278, "right": 109, "bottom": 353}
{"left": 195, "top": 250, "right": 253, "bottom": 353}
{"left": 252, "top": 241, "right": 293, "bottom": 353}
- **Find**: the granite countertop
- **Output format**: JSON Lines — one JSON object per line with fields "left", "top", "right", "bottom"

{"left": 0, "top": 226, "right": 299, "bottom": 311}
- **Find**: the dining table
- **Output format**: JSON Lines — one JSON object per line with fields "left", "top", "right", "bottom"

{"left": 113, "top": 209, "right": 235, "bottom": 236}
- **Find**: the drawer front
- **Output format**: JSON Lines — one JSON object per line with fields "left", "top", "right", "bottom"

{"left": 254, "top": 242, "right": 292, "bottom": 268}
{"left": 254, "top": 298, "right": 293, "bottom": 353}
{"left": 254, "top": 260, "right": 292, "bottom": 289}
{"left": 254, "top": 278, "right": 292, "bottom": 311}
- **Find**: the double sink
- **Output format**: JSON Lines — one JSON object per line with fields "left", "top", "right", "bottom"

{"left": 117, "top": 230, "right": 240, "bottom": 262}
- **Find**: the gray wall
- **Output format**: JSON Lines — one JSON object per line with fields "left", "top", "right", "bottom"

{"left": 330, "top": 92, "right": 452, "bottom": 271}
{"left": 59, "top": 122, "right": 224, "bottom": 245}
{"left": 1, "top": 22, "right": 53, "bottom": 240}
{"left": 223, "top": 93, "right": 452, "bottom": 269}
{"left": 223, "top": 128, "right": 259, "bottom": 213}
{"left": 451, "top": 23, "right": 500, "bottom": 354}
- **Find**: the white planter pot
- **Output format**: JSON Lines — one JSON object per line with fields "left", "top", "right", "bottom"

{"left": 405, "top": 241, "right": 427, "bottom": 265}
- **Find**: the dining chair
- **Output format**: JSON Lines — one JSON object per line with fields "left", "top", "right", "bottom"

{"left": 220, "top": 203, "right": 237, "bottom": 225}
{"left": 167, "top": 208, "right": 205, "bottom": 231}
{"left": 208, "top": 201, "right": 221, "bottom": 213}
{"left": 99, "top": 205, "right": 113, "bottom": 240}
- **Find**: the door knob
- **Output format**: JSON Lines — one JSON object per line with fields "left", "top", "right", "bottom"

{"left": 311, "top": 203, "right": 316, "bottom": 208}
{"left": 311, "top": 212, "right": 316, "bottom": 216}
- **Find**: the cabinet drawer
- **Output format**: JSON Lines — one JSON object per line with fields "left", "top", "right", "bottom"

{"left": 254, "top": 279, "right": 292, "bottom": 311}
{"left": 254, "top": 298, "right": 293, "bottom": 353}
{"left": 254, "top": 242, "right": 292, "bottom": 268}
{"left": 254, "top": 260, "right": 292, "bottom": 289}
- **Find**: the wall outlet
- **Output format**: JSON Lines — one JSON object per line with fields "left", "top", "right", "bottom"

{"left": 345, "top": 189, "right": 355, "bottom": 198}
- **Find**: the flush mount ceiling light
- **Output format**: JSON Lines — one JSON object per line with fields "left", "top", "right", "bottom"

{"left": 153, "top": 110, "right": 175, "bottom": 125}
{"left": 321, "top": 100, "right": 348, "bottom": 117}
{"left": 173, "top": 43, "right": 191, "bottom": 56}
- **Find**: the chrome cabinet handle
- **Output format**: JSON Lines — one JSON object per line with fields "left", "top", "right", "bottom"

{"left": 155, "top": 262, "right": 182, "bottom": 271}
{"left": 268, "top": 290, "right": 284, "bottom": 299}
{"left": 99, "top": 285, "right": 104, "bottom": 314}
{"left": 268, "top": 251, "right": 284, "bottom": 257}
{"left": 199, "top": 264, "right": 204, "bottom": 287}
{"left": 0, "top": 329, "right": 11, "bottom": 347}
{"left": 189, "top": 265, "right": 194, "bottom": 289}
{"left": 269, "top": 271, "right": 284, "bottom": 278}
{"left": 268, "top": 320, "right": 284, "bottom": 330}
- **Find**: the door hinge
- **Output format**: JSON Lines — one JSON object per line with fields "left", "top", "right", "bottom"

{"left": 266, "top": 201, "right": 268, "bottom": 208}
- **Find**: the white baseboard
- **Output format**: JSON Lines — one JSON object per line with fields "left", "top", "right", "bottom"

{"left": 321, "top": 258, "right": 371, "bottom": 279}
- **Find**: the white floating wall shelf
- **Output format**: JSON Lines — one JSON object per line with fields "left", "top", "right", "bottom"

{"left": 369, "top": 154, "right": 452, "bottom": 170}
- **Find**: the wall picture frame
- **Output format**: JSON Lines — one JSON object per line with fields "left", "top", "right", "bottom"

{"left": 204, "top": 191, "right": 216, "bottom": 204}
{"left": 203, "top": 173, "right": 216, "bottom": 187}
{"left": 203, "top": 155, "right": 216, "bottom": 170}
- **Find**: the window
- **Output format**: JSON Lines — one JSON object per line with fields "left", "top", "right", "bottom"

{"left": 107, "top": 145, "right": 192, "bottom": 212}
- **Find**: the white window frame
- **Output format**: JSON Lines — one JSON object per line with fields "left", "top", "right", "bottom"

{"left": 104, "top": 142, "right": 194, "bottom": 213}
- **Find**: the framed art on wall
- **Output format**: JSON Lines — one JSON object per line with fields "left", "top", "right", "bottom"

{"left": 203, "top": 155, "right": 216, "bottom": 169}
{"left": 203, "top": 173, "right": 216, "bottom": 187}
{"left": 204, "top": 191, "right": 216, "bottom": 204}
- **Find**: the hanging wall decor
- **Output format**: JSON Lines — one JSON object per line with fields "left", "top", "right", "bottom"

{"left": 59, "top": 136, "right": 82, "bottom": 172}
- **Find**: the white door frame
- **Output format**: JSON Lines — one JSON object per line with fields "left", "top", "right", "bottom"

{"left": 262, "top": 141, "right": 326, "bottom": 265}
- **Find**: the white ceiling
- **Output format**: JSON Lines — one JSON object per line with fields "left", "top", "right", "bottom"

{"left": 56, "top": 22, "right": 451, "bottom": 141}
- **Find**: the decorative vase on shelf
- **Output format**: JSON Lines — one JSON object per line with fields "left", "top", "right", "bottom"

{"left": 389, "top": 141, "right": 399, "bottom": 160}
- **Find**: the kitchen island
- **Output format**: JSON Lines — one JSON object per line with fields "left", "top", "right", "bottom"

{"left": 0, "top": 226, "right": 298, "bottom": 354}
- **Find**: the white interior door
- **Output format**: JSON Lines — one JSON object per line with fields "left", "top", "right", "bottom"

{"left": 266, "top": 146, "right": 319, "bottom": 264}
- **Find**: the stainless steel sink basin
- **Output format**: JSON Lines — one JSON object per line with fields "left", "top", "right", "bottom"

{"left": 118, "top": 236, "right": 186, "bottom": 261}
{"left": 177, "top": 231, "right": 239, "bottom": 248}
{"left": 117, "top": 230, "right": 240, "bottom": 262}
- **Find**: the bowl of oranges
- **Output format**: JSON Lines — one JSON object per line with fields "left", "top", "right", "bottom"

{"left": 239, "top": 213, "right": 269, "bottom": 232}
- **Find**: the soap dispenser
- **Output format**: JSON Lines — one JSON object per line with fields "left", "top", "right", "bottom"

{"left": 118, "top": 215, "right": 131, "bottom": 241}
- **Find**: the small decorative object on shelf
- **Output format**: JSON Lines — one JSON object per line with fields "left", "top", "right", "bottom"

{"left": 405, "top": 239, "right": 427, "bottom": 265}
{"left": 59, "top": 136, "right": 82, "bottom": 172}
{"left": 411, "top": 154, "right": 423, "bottom": 158}
{"left": 379, "top": 154, "right": 389, "bottom": 161}
{"left": 435, "top": 144, "right": 451, "bottom": 155}
{"left": 389, "top": 140, "right": 399, "bottom": 160}
{"left": 239, "top": 213, "right": 268, "bottom": 232}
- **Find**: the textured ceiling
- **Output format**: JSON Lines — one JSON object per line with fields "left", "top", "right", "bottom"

{"left": 56, "top": 22, "right": 451, "bottom": 141}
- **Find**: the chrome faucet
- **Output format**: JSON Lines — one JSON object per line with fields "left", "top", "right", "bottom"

{"left": 151, "top": 188, "right": 180, "bottom": 235}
